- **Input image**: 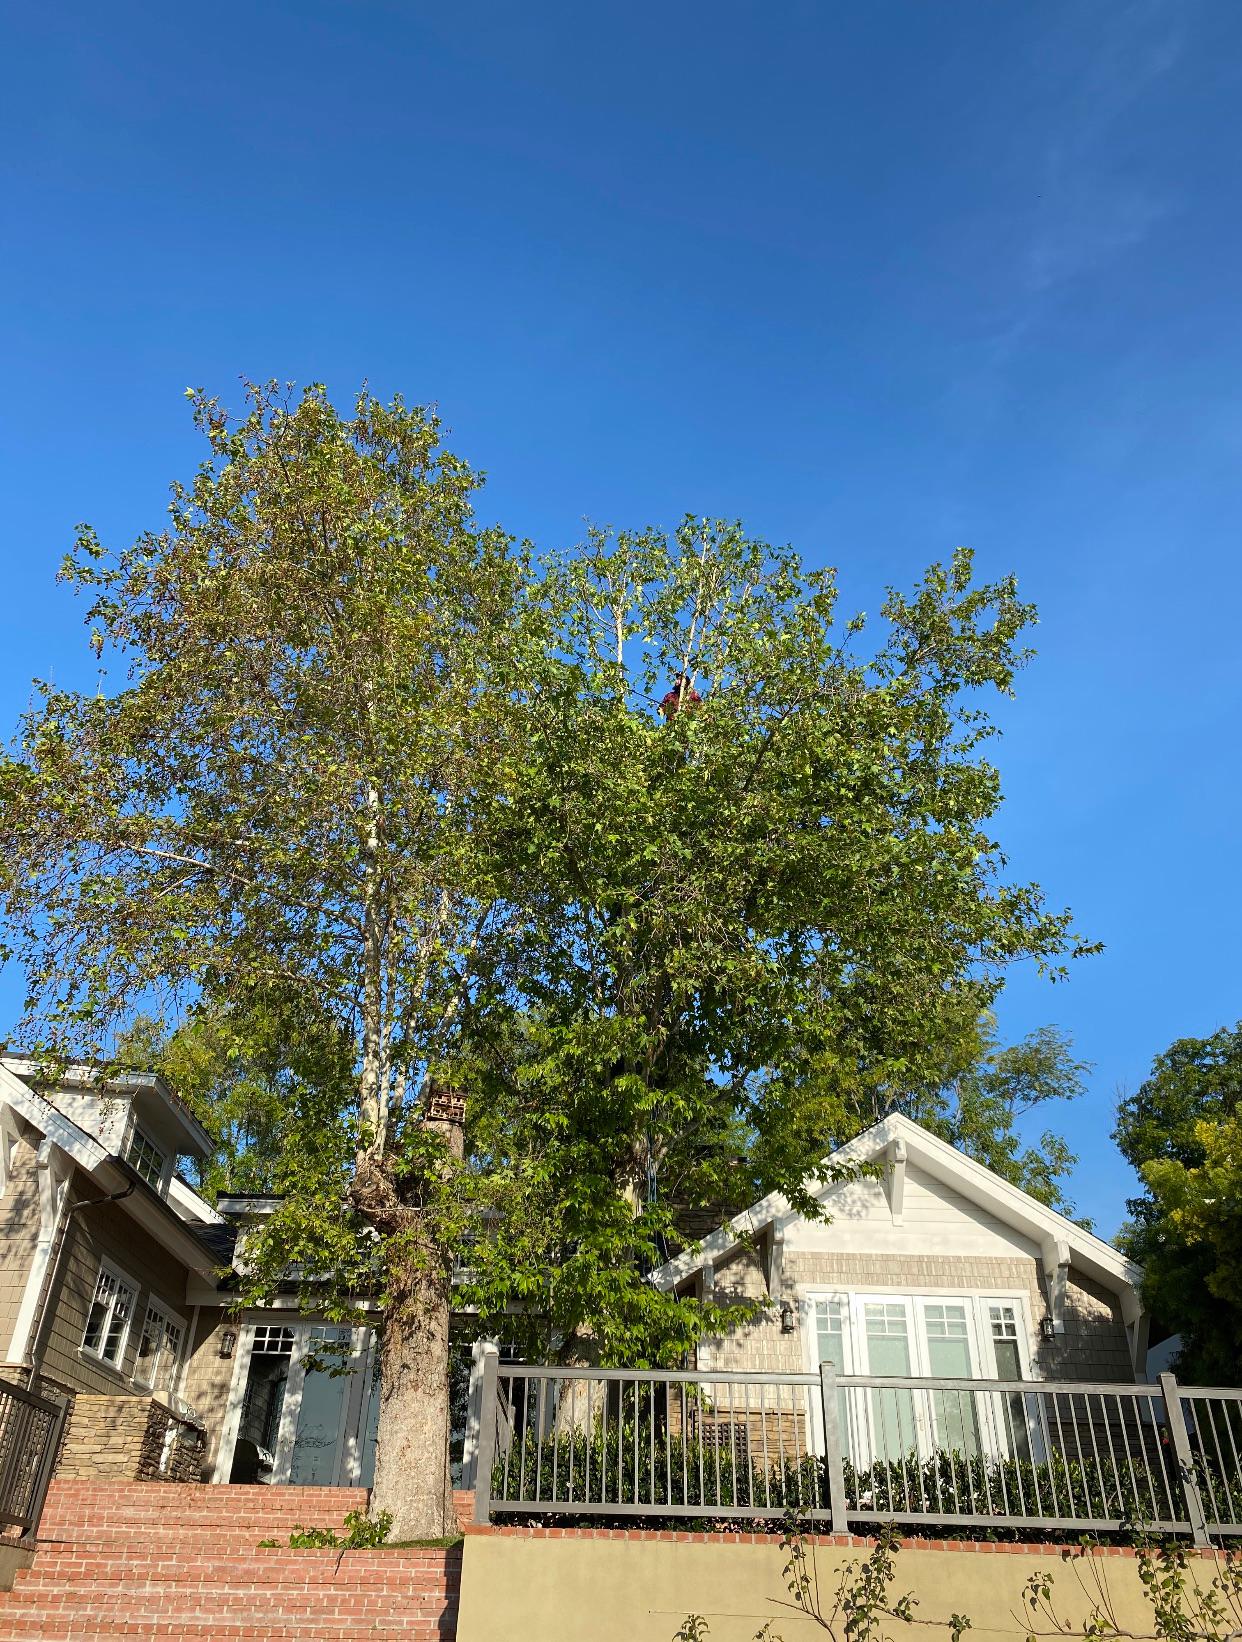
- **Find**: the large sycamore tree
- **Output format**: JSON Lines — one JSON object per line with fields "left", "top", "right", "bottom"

{"left": 0, "top": 384, "right": 1090, "bottom": 1534}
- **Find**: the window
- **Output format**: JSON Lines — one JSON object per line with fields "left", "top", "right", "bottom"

{"left": 988, "top": 1305, "right": 1023, "bottom": 1378}
{"left": 806, "top": 1292, "right": 1034, "bottom": 1465}
{"left": 923, "top": 1302, "right": 981, "bottom": 1454}
{"left": 988, "top": 1303, "right": 1032, "bottom": 1460}
{"left": 812, "top": 1298, "right": 852, "bottom": 1442}
{"left": 251, "top": 1325, "right": 296, "bottom": 1356}
{"left": 82, "top": 1263, "right": 137, "bottom": 1367}
{"left": 864, "top": 1302, "right": 917, "bottom": 1459}
{"left": 135, "top": 1302, "right": 185, "bottom": 1396}
{"left": 125, "top": 1126, "right": 166, "bottom": 1190}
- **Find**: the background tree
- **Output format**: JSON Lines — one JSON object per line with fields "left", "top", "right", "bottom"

{"left": 901, "top": 1020, "right": 1090, "bottom": 1217}
{"left": 1116, "top": 1022, "right": 1242, "bottom": 1382}
{"left": 114, "top": 1002, "right": 335, "bottom": 1197}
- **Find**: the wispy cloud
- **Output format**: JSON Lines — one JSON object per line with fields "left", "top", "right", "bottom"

{"left": 1022, "top": 0, "right": 1184, "bottom": 294}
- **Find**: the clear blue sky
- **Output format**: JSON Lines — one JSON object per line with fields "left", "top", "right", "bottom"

{"left": 2, "top": 0, "right": 1238, "bottom": 1236}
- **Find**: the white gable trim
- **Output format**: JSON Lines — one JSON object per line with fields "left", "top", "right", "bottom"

{"left": 651, "top": 1113, "right": 1141, "bottom": 1301}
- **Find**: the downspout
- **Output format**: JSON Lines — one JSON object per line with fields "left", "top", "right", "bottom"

{"left": 24, "top": 1181, "right": 136, "bottom": 1390}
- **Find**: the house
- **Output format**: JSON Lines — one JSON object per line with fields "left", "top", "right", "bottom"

{"left": 652, "top": 1112, "right": 1147, "bottom": 1390}
{"left": 0, "top": 1058, "right": 1150, "bottom": 1495}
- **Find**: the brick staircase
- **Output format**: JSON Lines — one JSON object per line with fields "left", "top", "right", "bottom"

{"left": 0, "top": 1480, "right": 462, "bottom": 1639}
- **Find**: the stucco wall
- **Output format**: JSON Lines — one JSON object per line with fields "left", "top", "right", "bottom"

{"left": 456, "top": 1534, "right": 1215, "bottom": 1642}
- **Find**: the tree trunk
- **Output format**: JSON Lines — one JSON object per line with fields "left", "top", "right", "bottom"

{"left": 367, "top": 1083, "right": 466, "bottom": 1540}
{"left": 370, "top": 1269, "right": 455, "bottom": 1539}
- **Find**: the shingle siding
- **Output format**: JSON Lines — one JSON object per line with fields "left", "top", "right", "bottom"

{"left": 36, "top": 1195, "right": 191, "bottom": 1396}
{"left": 697, "top": 1245, "right": 1135, "bottom": 1384}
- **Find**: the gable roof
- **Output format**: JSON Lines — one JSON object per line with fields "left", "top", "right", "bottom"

{"left": 651, "top": 1111, "right": 1142, "bottom": 1302}
{"left": 0, "top": 1060, "right": 225, "bottom": 1278}
{"left": 0, "top": 1055, "right": 216, "bottom": 1160}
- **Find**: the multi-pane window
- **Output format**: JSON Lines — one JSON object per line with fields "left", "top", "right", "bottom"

{"left": 125, "top": 1126, "right": 166, "bottom": 1190}
{"left": 923, "top": 1303, "right": 980, "bottom": 1454}
{"left": 82, "top": 1264, "right": 137, "bottom": 1366}
{"left": 813, "top": 1298, "right": 846, "bottom": 1370}
{"left": 135, "top": 1303, "right": 185, "bottom": 1396}
{"left": 251, "top": 1325, "right": 296, "bottom": 1356}
{"left": 988, "top": 1305, "right": 1023, "bottom": 1378}
{"left": 989, "top": 1303, "right": 1031, "bottom": 1460}
{"left": 813, "top": 1298, "right": 851, "bottom": 1441}
{"left": 864, "top": 1302, "right": 916, "bottom": 1458}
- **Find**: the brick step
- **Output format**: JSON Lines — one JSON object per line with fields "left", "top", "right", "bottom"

{"left": 3, "top": 1589, "right": 458, "bottom": 1611}
{"left": 0, "top": 1601, "right": 459, "bottom": 1627}
{"left": 25, "top": 1545, "right": 459, "bottom": 1564}
{"left": 14, "top": 1563, "right": 459, "bottom": 1587}
{"left": 0, "top": 1622, "right": 455, "bottom": 1640}
{"left": 2, "top": 1483, "right": 462, "bottom": 1640}
{"left": 4, "top": 1570, "right": 460, "bottom": 1609}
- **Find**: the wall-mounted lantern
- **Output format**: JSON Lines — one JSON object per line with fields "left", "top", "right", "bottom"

{"left": 780, "top": 1300, "right": 797, "bottom": 1334}
{"left": 218, "top": 1328, "right": 237, "bottom": 1359}
{"left": 1040, "top": 1316, "right": 1056, "bottom": 1343}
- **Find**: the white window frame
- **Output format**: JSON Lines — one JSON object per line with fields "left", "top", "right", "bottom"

{"left": 123, "top": 1121, "right": 169, "bottom": 1193}
{"left": 802, "top": 1288, "right": 1037, "bottom": 1464}
{"left": 134, "top": 1298, "right": 187, "bottom": 1397}
{"left": 80, "top": 1258, "right": 139, "bottom": 1369}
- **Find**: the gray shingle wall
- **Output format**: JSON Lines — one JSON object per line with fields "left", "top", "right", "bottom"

{"left": 38, "top": 1197, "right": 191, "bottom": 1396}
{"left": 698, "top": 1245, "right": 1135, "bottom": 1384}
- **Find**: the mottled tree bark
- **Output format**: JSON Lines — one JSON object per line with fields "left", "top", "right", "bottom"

{"left": 362, "top": 1086, "right": 465, "bottom": 1540}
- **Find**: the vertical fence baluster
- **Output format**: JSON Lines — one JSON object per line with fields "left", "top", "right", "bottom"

{"left": 759, "top": 1381, "right": 771, "bottom": 1512}
{"left": 534, "top": 1377, "right": 545, "bottom": 1504}
{"left": 1142, "top": 1391, "right": 1171, "bottom": 1524}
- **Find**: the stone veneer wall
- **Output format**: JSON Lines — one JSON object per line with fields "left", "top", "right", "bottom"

{"left": 699, "top": 1247, "right": 1135, "bottom": 1382}
{"left": 57, "top": 1393, "right": 206, "bottom": 1482}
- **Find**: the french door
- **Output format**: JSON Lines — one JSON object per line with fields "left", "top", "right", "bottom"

{"left": 809, "top": 1294, "right": 993, "bottom": 1465}
{"left": 267, "top": 1325, "right": 379, "bottom": 1487}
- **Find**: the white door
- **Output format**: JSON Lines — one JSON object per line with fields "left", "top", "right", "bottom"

{"left": 271, "top": 1325, "right": 375, "bottom": 1486}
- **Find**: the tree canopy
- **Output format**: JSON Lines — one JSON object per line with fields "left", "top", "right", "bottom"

{"left": 1117, "top": 1022, "right": 1242, "bottom": 1382}
{"left": 0, "top": 381, "right": 1094, "bottom": 1526}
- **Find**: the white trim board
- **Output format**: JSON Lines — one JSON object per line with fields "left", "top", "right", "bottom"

{"left": 651, "top": 1112, "right": 1142, "bottom": 1304}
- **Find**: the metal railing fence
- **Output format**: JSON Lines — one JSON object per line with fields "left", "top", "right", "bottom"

{"left": 463, "top": 1351, "right": 1242, "bottom": 1545}
{"left": 0, "top": 1378, "right": 66, "bottom": 1544}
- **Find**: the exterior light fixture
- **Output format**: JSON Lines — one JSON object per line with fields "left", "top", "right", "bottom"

{"left": 1040, "top": 1316, "right": 1056, "bottom": 1343}
{"left": 780, "top": 1300, "right": 797, "bottom": 1334}
{"left": 219, "top": 1328, "right": 237, "bottom": 1359}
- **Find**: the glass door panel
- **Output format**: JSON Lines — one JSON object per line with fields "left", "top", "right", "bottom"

{"left": 811, "top": 1298, "right": 852, "bottom": 1459}
{"left": 288, "top": 1327, "right": 356, "bottom": 1486}
{"left": 921, "top": 1303, "right": 981, "bottom": 1456}
{"left": 863, "top": 1303, "right": 917, "bottom": 1460}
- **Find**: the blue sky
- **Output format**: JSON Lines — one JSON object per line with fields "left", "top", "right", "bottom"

{"left": 2, "top": 0, "right": 1238, "bottom": 1236}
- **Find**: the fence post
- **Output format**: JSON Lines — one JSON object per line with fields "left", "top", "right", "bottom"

{"left": 819, "top": 1362, "right": 848, "bottom": 1535}
{"left": 1158, "top": 1372, "right": 1210, "bottom": 1547}
{"left": 472, "top": 1344, "right": 500, "bottom": 1527}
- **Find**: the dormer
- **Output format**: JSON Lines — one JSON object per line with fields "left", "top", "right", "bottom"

{"left": 0, "top": 1058, "right": 215, "bottom": 1202}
